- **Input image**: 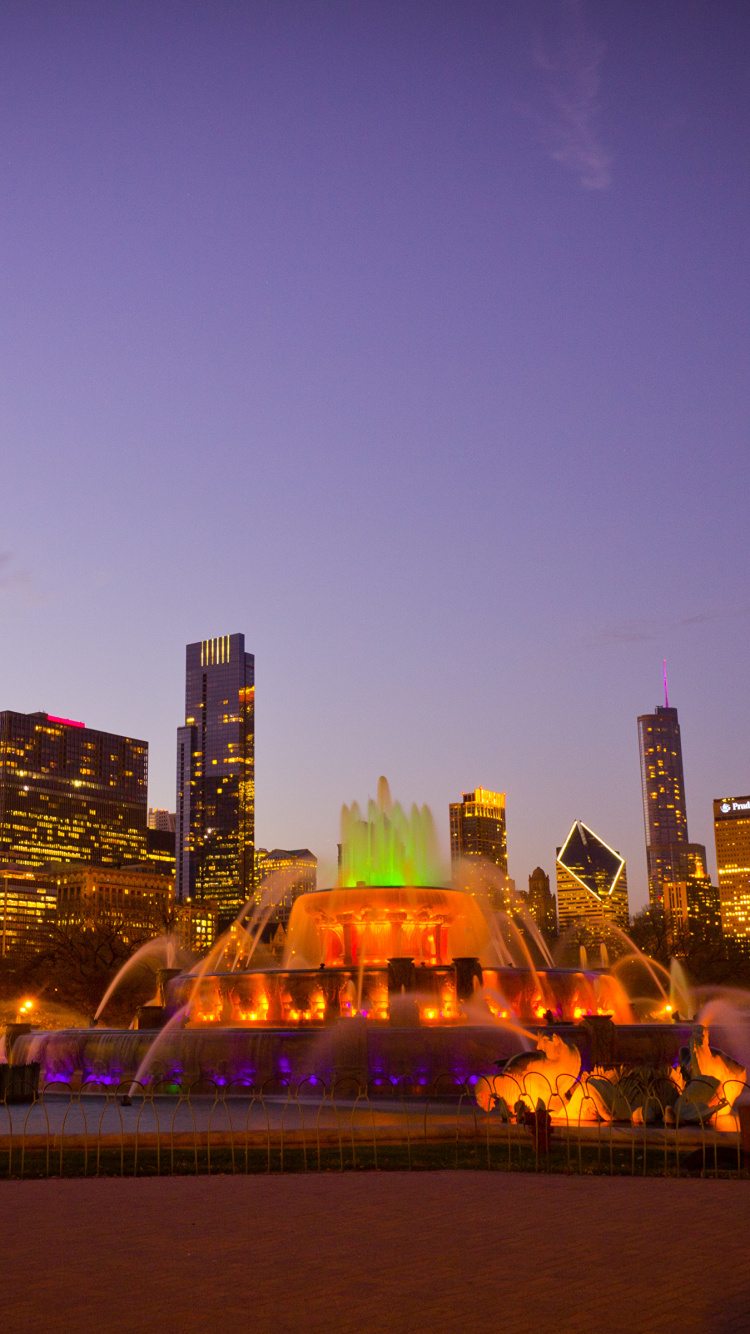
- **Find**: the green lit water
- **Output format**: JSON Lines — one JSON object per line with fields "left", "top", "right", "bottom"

{"left": 338, "top": 776, "right": 444, "bottom": 887}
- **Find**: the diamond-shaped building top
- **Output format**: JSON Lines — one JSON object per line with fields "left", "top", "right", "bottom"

{"left": 556, "top": 821, "right": 629, "bottom": 935}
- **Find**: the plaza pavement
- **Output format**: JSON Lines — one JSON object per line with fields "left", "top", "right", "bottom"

{"left": 1, "top": 1172, "right": 749, "bottom": 1333}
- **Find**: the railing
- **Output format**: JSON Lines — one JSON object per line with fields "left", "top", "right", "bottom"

{"left": 0, "top": 1069, "right": 747, "bottom": 1180}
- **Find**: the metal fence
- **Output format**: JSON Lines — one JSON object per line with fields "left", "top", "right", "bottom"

{"left": 0, "top": 1069, "right": 748, "bottom": 1180}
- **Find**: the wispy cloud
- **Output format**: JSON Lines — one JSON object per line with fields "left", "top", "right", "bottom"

{"left": 531, "top": 0, "right": 612, "bottom": 191}
{"left": 584, "top": 606, "right": 750, "bottom": 647}
{"left": 0, "top": 552, "right": 45, "bottom": 606}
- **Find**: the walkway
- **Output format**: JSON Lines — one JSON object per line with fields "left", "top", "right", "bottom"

{"left": 1, "top": 1172, "right": 749, "bottom": 1333}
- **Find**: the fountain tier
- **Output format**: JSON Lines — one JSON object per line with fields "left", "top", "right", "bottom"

{"left": 282, "top": 884, "right": 492, "bottom": 968}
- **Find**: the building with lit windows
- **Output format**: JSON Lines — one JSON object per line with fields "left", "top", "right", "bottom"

{"left": 175, "top": 635, "right": 255, "bottom": 921}
{"left": 255, "top": 847, "right": 317, "bottom": 928}
{"left": 713, "top": 796, "right": 750, "bottom": 945}
{"left": 175, "top": 899, "right": 218, "bottom": 954}
{"left": 450, "top": 788, "right": 507, "bottom": 872}
{"left": 637, "top": 699, "right": 701, "bottom": 896}
{"left": 148, "top": 808, "right": 175, "bottom": 833}
{"left": 0, "top": 863, "right": 57, "bottom": 960}
{"left": 49, "top": 862, "right": 174, "bottom": 940}
{"left": 0, "top": 711, "right": 147, "bottom": 869}
{"left": 527, "top": 866, "right": 557, "bottom": 939}
{"left": 556, "top": 821, "right": 629, "bottom": 934}
{"left": 450, "top": 788, "right": 512, "bottom": 910}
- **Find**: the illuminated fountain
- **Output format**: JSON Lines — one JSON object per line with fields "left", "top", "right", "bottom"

{"left": 6, "top": 779, "right": 749, "bottom": 1106}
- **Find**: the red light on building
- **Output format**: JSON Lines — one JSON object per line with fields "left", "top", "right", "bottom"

{"left": 46, "top": 715, "right": 85, "bottom": 729}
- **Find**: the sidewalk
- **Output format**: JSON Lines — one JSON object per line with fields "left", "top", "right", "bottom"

{"left": 1, "top": 1172, "right": 748, "bottom": 1333}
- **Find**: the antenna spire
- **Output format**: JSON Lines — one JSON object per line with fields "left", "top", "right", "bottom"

{"left": 663, "top": 659, "right": 669, "bottom": 708}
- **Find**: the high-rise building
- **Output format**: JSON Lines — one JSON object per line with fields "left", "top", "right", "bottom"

{"left": 713, "top": 796, "right": 750, "bottom": 945}
{"left": 255, "top": 847, "right": 317, "bottom": 928}
{"left": 637, "top": 692, "right": 688, "bottom": 905}
{"left": 175, "top": 634, "right": 255, "bottom": 918}
{"left": 449, "top": 788, "right": 507, "bottom": 873}
{"left": 0, "top": 711, "right": 147, "bottom": 868}
{"left": 528, "top": 866, "right": 557, "bottom": 939}
{"left": 450, "top": 788, "right": 511, "bottom": 911}
{"left": 637, "top": 686, "right": 713, "bottom": 923}
{"left": 556, "top": 821, "right": 629, "bottom": 934}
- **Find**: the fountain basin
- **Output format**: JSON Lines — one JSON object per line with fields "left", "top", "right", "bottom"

{"left": 172, "top": 964, "right": 627, "bottom": 1028}
{"left": 10, "top": 1019, "right": 708, "bottom": 1093}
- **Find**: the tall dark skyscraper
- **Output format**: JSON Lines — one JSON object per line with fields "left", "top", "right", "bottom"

{"left": 175, "top": 634, "right": 255, "bottom": 917}
{"left": 637, "top": 674, "right": 708, "bottom": 908}
{"left": 527, "top": 866, "right": 557, "bottom": 939}
{"left": 0, "top": 710, "right": 147, "bottom": 866}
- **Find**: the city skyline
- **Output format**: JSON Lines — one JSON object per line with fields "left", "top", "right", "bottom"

{"left": 1, "top": 642, "right": 736, "bottom": 912}
{"left": 1, "top": 4, "right": 748, "bottom": 910}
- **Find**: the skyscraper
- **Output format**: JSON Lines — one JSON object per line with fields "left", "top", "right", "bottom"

{"left": 450, "top": 788, "right": 511, "bottom": 911}
{"left": 0, "top": 711, "right": 147, "bottom": 867}
{"left": 713, "top": 796, "right": 750, "bottom": 945}
{"left": 175, "top": 634, "right": 254, "bottom": 918}
{"left": 528, "top": 866, "right": 557, "bottom": 939}
{"left": 556, "top": 821, "right": 629, "bottom": 934}
{"left": 637, "top": 676, "right": 709, "bottom": 909}
{"left": 449, "top": 788, "right": 507, "bottom": 873}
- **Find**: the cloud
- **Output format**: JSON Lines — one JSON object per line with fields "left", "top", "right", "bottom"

{"left": 0, "top": 551, "right": 45, "bottom": 606}
{"left": 531, "top": 0, "right": 612, "bottom": 191}
{"left": 583, "top": 606, "right": 750, "bottom": 647}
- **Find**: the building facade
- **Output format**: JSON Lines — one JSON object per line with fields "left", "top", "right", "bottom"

{"left": 0, "top": 711, "right": 147, "bottom": 869}
{"left": 175, "top": 634, "right": 255, "bottom": 918}
{"left": 637, "top": 700, "right": 712, "bottom": 922}
{"left": 527, "top": 866, "right": 557, "bottom": 939}
{"left": 0, "top": 863, "right": 57, "bottom": 960}
{"left": 148, "top": 808, "right": 175, "bottom": 833}
{"left": 175, "top": 899, "right": 218, "bottom": 954}
{"left": 255, "top": 847, "right": 317, "bottom": 928}
{"left": 713, "top": 796, "right": 750, "bottom": 945}
{"left": 449, "top": 788, "right": 507, "bottom": 873}
{"left": 556, "top": 821, "right": 629, "bottom": 934}
{"left": 50, "top": 862, "right": 174, "bottom": 941}
{"left": 145, "top": 826, "right": 176, "bottom": 874}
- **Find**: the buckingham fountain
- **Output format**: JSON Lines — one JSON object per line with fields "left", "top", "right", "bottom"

{"left": 6, "top": 779, "right": 749, "bottom": 1124}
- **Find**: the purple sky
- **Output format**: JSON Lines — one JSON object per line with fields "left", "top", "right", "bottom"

{"left": 2, "top": 1, "right": 749, "bottom": 907}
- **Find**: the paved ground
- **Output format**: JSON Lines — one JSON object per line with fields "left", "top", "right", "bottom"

{"left": 1, "top": 1172, "right": 748, "bottom": 1333}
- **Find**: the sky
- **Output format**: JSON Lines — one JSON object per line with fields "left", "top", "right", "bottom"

{"left": 1, "top": 0, "right": 748, "bottom": 909}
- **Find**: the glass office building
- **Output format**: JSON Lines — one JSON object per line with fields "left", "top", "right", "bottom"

{"left": 638, "top": 700, "right": 714, "bottom": 924}
{"left": 175, "top": 634, "right": 255, "bottom": 917}
{"left": 0, "top": 711, "right": 147, "bottom": 868}
{"left": 556, "top": 820, "right": 629, "bottom": 933}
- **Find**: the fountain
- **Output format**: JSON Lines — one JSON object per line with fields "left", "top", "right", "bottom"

{"left": 5, "top": 779, "right": 748, "bottom": 1106}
